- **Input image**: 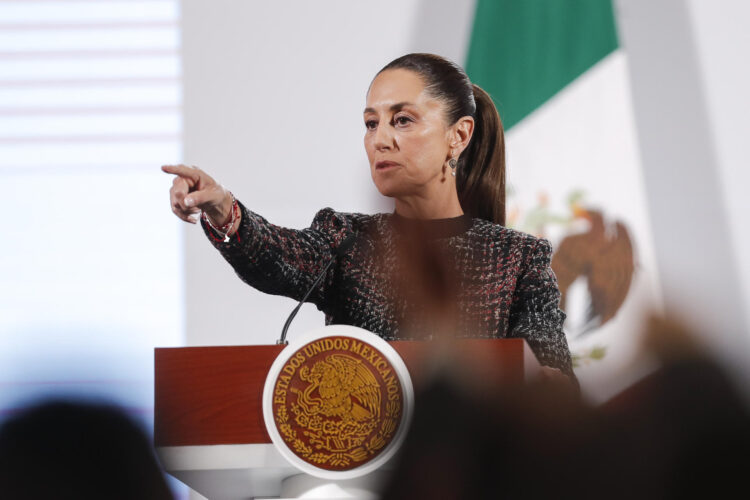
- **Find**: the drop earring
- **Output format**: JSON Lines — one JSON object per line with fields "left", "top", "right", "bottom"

{"left": 449, "top": 158, "right": 457, "bottom": 177}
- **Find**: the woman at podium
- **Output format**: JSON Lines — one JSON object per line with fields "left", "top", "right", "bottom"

{"left": 162, "top": 53, "right": 575, "bottom": 382}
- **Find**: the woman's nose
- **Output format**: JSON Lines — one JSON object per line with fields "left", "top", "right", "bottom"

{"left": 374, "top": 122, "right": 394, "bottom": 151}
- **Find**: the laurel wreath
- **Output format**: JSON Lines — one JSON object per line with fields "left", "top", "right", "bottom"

{"left": 275, "top": 399, "right": 402, "bottom": 468}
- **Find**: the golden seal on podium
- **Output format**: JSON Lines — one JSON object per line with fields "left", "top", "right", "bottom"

{"left": 263, "top": 325, "right": 413, "bottom": 479}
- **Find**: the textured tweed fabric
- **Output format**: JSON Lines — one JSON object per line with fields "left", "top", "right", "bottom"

{"left": 202, "top": 201, "right": 575, "bottom": 377}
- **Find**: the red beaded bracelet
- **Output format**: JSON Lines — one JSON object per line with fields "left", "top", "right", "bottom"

{"left": 202, "top": 191, "right": 239, "bottom": 243}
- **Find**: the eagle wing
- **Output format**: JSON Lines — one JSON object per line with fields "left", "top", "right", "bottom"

{"left": 327, "top": 354, "right": 381, "bottom": 419}
{"left": 584, "top": 221, "right": 635, "bottom": 330}
{"left": 551, "top": 232, "right": 595, "bottom": 309}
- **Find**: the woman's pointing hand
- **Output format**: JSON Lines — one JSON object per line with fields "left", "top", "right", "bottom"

{"left": 161, "top": 164, "right": 233, "bottom": 226}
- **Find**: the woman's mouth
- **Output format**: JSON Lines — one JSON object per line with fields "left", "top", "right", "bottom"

{"left": 375, "top": 161, "right": 400, "bottom": 171}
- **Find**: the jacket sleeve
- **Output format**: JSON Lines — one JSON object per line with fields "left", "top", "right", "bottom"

{"left": 507, "top": 237, "right": 576, "bottom": 380}
{"left": 201, "top": 201, "right": 352, "bottom": 309}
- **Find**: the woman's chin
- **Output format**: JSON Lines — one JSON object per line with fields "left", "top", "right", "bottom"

{"left": 372, "top": 180, "right": 405, "bottom": 199}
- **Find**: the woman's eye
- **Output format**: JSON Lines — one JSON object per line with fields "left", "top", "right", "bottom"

{"left": 365, "top": 120, "right": 377, "bottom": 130}
{"left": 394, "top": 116, "right": 412, "bottom": 126}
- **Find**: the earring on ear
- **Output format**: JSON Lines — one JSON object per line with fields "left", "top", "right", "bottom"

{"left": 449, "top": 158, "right": 457, "bottom": 177}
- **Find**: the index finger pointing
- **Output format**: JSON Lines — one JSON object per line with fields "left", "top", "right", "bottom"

{"left": 161, "top": 164, "right": 201, "bottom": 182}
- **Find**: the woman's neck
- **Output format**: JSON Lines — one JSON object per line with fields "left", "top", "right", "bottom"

{"left": 394, "top": 185, "right": 464, "bottom": 220}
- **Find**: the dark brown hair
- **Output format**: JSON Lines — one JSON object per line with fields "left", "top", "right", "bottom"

{"left": 377, "top": 53, "right": 506, "bottom": 225}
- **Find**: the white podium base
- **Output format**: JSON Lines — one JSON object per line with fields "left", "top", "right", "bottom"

{"left": 267, "top": 472, "right": 388, "bottom": 499}
{"left": 158, "top": 444, "right": 393, "bottom": 500}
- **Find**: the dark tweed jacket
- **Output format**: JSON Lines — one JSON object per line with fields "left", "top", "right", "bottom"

{"left": 202, "top": 201, "right": 575, "bottom": 377}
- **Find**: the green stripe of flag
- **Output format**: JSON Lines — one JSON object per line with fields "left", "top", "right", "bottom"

{"left": 466, "top": 0, "right": 619, "bottom": 130}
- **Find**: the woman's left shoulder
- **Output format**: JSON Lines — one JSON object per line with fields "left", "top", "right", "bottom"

{"left": 469, "top": 218, "right": 552, "bottom": 255}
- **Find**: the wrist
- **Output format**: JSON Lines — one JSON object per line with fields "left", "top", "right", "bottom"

{"left": 204, "top": 191, "right": 234, "bottom": 227}
{"left": 202, "top": 192, "right": 239, "bottom": 243}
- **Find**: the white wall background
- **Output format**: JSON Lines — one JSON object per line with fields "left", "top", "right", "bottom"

{"left": 616, "top": 0, "right": 750, "bottom": 379}
{"left": 0, "top": 0, "right": 183, "bottom": 425}
{"left": 0, "top": 1, "right": 186, "bottom": 495}
{"left": 689, "top": 0, "right": 750, "bottom": 335}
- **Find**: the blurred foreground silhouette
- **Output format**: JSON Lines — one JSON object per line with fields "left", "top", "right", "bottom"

{"left": 0, "top": 400, "right": 173, "bottom": 500}
{"left": 380, "top": 314, "right": 750, "bottom": 499}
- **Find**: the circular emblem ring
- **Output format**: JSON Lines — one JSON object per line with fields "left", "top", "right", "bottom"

{"left": 262, "top": 325, "right": 414, "bottom": 479}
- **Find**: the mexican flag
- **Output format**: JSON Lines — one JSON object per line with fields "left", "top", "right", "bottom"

{"left": 466, "top": 0, "right": 662, "bottom": 402}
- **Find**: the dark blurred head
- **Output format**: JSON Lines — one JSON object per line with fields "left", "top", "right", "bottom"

{"left": 0, "top": 400, "right": 173, "bottom": 500}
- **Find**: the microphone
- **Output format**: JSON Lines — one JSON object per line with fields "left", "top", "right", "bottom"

{"left": 276, "top": 233, "right": 357, "bottom": 345}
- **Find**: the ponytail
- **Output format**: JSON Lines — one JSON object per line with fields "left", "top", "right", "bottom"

{"left": 378, "top": 54, "right": 507, "bottom": 226}
{"left": 457, "top": 84, "right": 506, "bottom": 226}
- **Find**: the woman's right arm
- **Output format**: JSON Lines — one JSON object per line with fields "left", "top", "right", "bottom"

{"left": 162, "top": 164, "right": 350, "bottom": 307}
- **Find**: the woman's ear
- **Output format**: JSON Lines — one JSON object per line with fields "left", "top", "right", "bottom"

{"left": 449, "top": 116, "right": 475, "bottom": 157}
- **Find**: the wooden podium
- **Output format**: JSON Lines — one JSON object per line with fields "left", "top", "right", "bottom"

{"left": 155, "top": 338, "right": 541, "bottom": 499}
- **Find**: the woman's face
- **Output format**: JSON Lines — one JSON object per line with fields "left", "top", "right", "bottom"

{"left": 364, "top": 69, "right": 454, "bottom": 199}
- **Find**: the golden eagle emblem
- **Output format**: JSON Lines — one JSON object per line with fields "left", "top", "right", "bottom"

{"left": 270, "top": 336, "right": 403, "bottom": 471}
{"left": 297, "top": 354, "right": 381, "bottom": 423}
